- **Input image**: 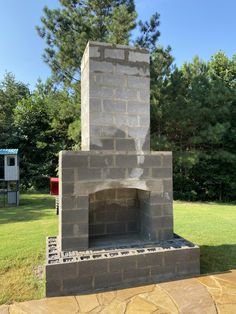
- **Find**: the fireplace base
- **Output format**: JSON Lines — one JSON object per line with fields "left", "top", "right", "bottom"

{"left": 45, "top": 235, "right": 200, "bottom": 297}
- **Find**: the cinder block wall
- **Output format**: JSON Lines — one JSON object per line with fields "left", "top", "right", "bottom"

{"left": 89, "top": 188, "right": 140, "bottom": 238}
{"left": 59, "top": 151, "right": 173, "bottom": 251}
{"left": 81, "top": 41, "right": 150, "bottom": 152}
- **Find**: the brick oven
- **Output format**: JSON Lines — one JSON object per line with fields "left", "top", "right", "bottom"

{"left": 45, "top": 41, "right": 200, "bottom": 297}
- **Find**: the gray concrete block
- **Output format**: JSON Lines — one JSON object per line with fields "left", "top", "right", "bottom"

{"left": 115, "top": 155, "right": 137, "bottom": 167}
{"left": 150, "top": 265, "right": 162, "bottom": 277}
{"left": 105, "top": 48, "right": 124, "bottom": 60}
{"left": 77, "top": 168, "right": 101, "bottom": 180}
{"left": 90, "top": 60, "right": 113, "bottom": 73}
{"left": 140, "top": 137, "right": 150, "bottom": 151}
{"left": 163, "top": 263, "right": 178, "bottom": 275}
{"left": 116, "top": 64, "right": 149, "bottom": 76}
{"left": 90, "top": 139, "right": 114, "bottom": 150}
{"left": 77, "top": 196, "right": 88, "bottom": 209}
{"left": 61, "top": 209, "right": 88, "bottom": 223}
{"left": 162, "top": 154, "right": 172, "bottom": 168}
{"left": 61, "top": 155, "right": 88, "bottom": 168}
{"left": 90, "top": 126, "right": 102, "bottom": 138}
{"left": 127, "top": 167, "right": 150, "bottom": 179}
{"left": 102, "top": 167, "right": 126, "bottom": 179}
{"left": 63, "top": 275, "right": 93, "bottom": 293}
{"left": 109, "top": 256, "right": 137, "bottom": 272}
{"left": 139, "top": 115, "right": 150, "bottom": 126}
{"left": 62, "top": 223, "right": 88, "bottom": 237}
{"left": 89, "top": 46, "right": 100, "bottom": 58}
{"left": 101, "top": 87, "right": 114, "bottom": 98}
{"left": 61, "top": 196, "right": 76, "bottom": 210}
{"left": 128, "top": 127, "right": 149, "bottom": 139}
{"left": 137, "top": 253, "right": 163, "bottom": 268}
{"left": 177, "top": 261, "right": 200, "bottom": 275}
{"left": 90, "top": 98, "right": 102, "bottom": 112}
{"left": 101, "top": 126, "right": 126, "bottom": 138}
{"left": 164, "top": 250, "right": 187, "bottom": 266}
{"left": 78, "top": 259, "right": 108, "bottom": 275}
{"left": 90, "top": 155, "right": 114, "bottom": 167}
{"left": 102, "top": 74, "right": 126, "bottom": 87}
{"left": 163, "top": 179, "right": 173, "bottom": 192}
{"left": 143, "top": 155, "right": 162, "bottom": 167}
{"left": 114, "top": 87, "right": 138, "bottom": 100}
{"left": 151, "top": 216, "right": 173, "bottom": 230}
{"left": 128, "top": 51, "right": 149, "bottom": 63}
{"left": 114, "top": 114, "right": 128, "bottom": 126}
{"left": 61, "top": 236, "right": 88, "bottom": 251}
{"left": 46, "top": 262, "right": 77, "bottom": 280}
{"left": 123, "top": 267, "right": 150, "bottom": 280}
{"left": 62, "top": 168, "right": 74, "bottom": 182}
{"left": 127, "top": 101, "right": 149, "bottom": 114}
{"left": 90, "top": 112, "right": 113, "bottom": 126}
{"left": 159, "top": 229, "right": 173, "bottom": 241}
{"left": 89, "top": 85, "right": 102, "bottom": 98}
{"left": 148, "top": 204, "right": 163, "bottom": 217}
{"left": 128, "top": 76, "right": 149, "bottom": 89}
{"left": 103, "top": 100, "right": 126, "bottom": 113}
{"left": 127, "top": 115, "right": 139, "bottom": 126}
{"left": 188, "top": 247, "right": 200, "bottom": 262}
{"left": 115, "top": 139, "right": 136, "bottom": 151}
{"left": 139, "top": 89, "right": 150, "bottom": 102}
{"left": 62, "top": 183, "right": 74, "bottom": 195}
{"left": 94, "top": 272, "right": 122, "bottom": 289}
{"left": 161, "top": 204, "right": 173, "bottom": 216}
{"left": 150, "top": 192, "right": 172, "bottom": 204}
{"left": 46, "top": 279, "right": 62, "bottom": 297}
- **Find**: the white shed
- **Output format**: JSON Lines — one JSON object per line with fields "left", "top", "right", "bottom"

{"left": 0, "top": 149, "right": 19, "bottom": 206}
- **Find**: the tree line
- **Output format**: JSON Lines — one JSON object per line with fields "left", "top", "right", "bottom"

{"left": 0, "top": 0, "right": 235, "bottom": 201}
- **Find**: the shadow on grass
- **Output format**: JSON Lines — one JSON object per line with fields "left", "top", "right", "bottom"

{"left": 200, "top": 244, "right": 236, "bottom": 274}
{"left": 0, "top": 194, "right": 55, "bottom": 224}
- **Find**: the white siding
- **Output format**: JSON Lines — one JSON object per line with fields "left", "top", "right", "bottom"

{"left": 4, "top": 155, "right": 19, "bottom": 180}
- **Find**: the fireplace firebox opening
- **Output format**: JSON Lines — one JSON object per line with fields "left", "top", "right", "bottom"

{"left": 89, "top": 188, "right": 151, "bottom": 248}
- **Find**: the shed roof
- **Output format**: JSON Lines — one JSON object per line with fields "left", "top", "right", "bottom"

{"left": 0, "top": 149, "right": 18, "bottom": 155}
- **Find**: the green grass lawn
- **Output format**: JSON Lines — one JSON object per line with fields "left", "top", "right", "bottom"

{"left": 0, "top": 194, "right": 236, "bottom": 305}
{"left": 0, "top": 194, "right": 57, "bottom": 304}
{"left": 174, "top": 201, "right": 236, "bottom": 274}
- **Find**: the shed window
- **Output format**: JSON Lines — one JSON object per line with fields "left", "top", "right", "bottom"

{"left": 7, "top": 157, "right": 15, "bottom": 166}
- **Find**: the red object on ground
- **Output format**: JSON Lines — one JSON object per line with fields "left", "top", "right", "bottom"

{"left": 50, "top": 177, "right": 59, "bottom": 196}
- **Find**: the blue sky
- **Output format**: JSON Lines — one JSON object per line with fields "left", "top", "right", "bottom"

{"left": 0, "top": 0, "right": 235, "bottom": 89}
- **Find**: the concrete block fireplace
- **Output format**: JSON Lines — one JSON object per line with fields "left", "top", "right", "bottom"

{"left": 45, "top": 41, "right": 200, "bottom": 297}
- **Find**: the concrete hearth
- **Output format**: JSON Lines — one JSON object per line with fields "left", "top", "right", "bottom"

{"left": 45, "top": 41, "right": 200, "bottom": 297}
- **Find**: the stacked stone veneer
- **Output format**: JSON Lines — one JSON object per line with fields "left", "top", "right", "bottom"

{"left": 46, "top": 41, "right": 200, "bottom": 297}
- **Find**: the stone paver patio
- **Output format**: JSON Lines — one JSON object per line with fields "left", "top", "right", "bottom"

{"left": 1, "top": 270, "right": 236, "bottom": 313}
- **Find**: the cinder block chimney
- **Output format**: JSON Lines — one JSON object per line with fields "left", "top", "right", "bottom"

{"left": 45, "top": 41, "right": 200, "bottom": 298}
{"left": 81, "top": 41, "right": 150, "bottom": 152}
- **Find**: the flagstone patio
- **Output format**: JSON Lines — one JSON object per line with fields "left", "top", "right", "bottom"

{"left": 1, "top": 270, "right": 236, "bottom": 313}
